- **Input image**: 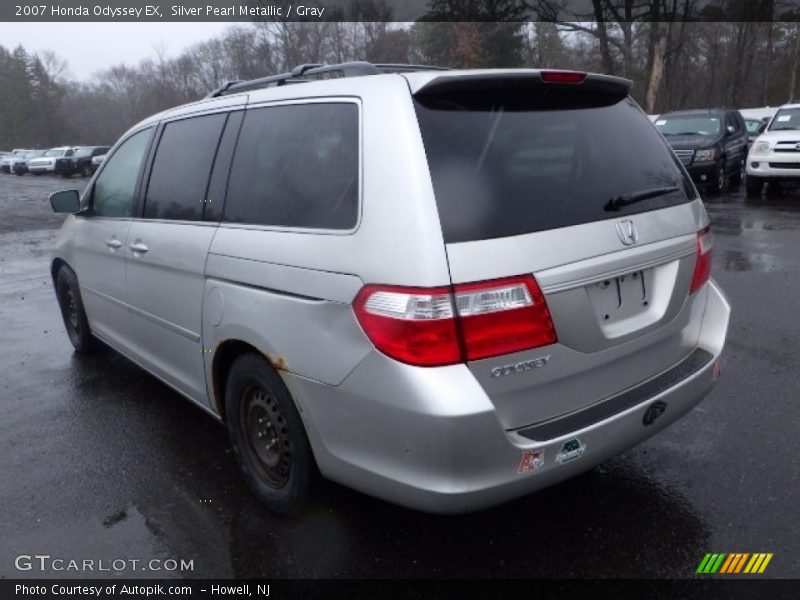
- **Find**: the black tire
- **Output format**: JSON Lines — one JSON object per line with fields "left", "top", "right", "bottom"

{"left": 55, "top": 266, "right": 96, "bottom": 353}
{"left": 14, "top": 170, "right": 24, "bottom": 176}
{"left": 81, "top": 163, "right": 92, "bottom": 177}
{"left": 225, "top": 353, "right": 315, "bottom": 515}
{"left": 708, "top": 160, "right": 729, "bottom": 194}
{"left": 33, "top": 172, "right": 43, "bottom": 176}
{"left": 730, "top": 159, "right": 744, "bottom": 187}
{"left": 766, "top": 180, "right": 783, "bottom": 197}
{"left": 60, "top": 170, "right": 71, "bottom": 178}
{"left": 745, "top": 175, "right": 763, "bottom": 197}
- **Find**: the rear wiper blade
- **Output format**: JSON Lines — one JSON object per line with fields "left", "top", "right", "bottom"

{"left": 604, "top": 186, "right": 681, "bottom": 212}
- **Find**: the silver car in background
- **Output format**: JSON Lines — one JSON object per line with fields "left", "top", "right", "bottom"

{"left": 49, "top": 63, "right": 730, "bottom": 514}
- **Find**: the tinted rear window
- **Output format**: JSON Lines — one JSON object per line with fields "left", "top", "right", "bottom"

{"left": 415, "top": 90, "right": 694, "bottom": 243}
{"left": 144, "top": 113, "right": 227, "bottom": 221}
{"left": 223, "top": 103, "right": 359, "bottom": 230}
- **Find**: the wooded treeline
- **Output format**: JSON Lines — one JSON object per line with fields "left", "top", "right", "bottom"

{"left": 2, "top": 0, "right": 800, "bottom": 148}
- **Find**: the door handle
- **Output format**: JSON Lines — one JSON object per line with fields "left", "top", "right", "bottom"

{"left": 129, "top": 242, "right": 149, "bottom": 254}
{"left": 105, "top": 238, "right": 122, "bottom": 249}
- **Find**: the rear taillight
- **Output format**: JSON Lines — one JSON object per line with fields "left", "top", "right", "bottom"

{"left": 540, "top": 70, "right": 586, "bottom": 84}
{"left": 689, "top": 226, "right": 713, "bottom": 294}
{"left": 353, "top": 276, "right": 556, "bottom": 367}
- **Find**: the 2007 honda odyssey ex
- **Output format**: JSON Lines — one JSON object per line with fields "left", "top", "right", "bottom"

{"left": 49, "top": 63, "right": 730, "bottom": 514}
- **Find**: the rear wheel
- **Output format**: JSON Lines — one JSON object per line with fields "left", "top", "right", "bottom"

{"left": 225, "top": 353, "right": 315, "bottom": 515}
{"left": 745, "top": 175, "right": 763, "bottom": 197}
{"left": 55, "top": 266, "right": 96, "bottom": 353}
{"left": 708, "top": 160, "right": 728, "bottom": 194}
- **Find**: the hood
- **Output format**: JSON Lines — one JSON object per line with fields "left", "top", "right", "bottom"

{"left": 755, "top": 130, "right": 800, "bottom": 143}
{"left": 662, "top": 133, "right": 721, "bottom": 150}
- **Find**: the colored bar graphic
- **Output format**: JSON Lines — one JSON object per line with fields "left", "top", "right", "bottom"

{"left": 710, "top": 553, "right": 726, "bottom": 573}
{"left": 758, "top": 553, "right": 773, "bottom": 573}
{"left": 702, "top": 552, "right": 773, "bottom": 575}
{"left": 696, "top": 554, "right": 712, "bottom": 574}
{"left": 734, "top": 553, "right": 749, "bottom": 573}
{"left": 719, "top": 554, "right": 736, "bottom": 574}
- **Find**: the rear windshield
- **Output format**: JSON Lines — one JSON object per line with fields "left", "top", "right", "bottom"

{"left": 414, "top": 90, "right": 694, "bottom": 243}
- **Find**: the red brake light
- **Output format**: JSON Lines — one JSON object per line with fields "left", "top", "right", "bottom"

{"left": 353, "top": 276, "right": 557, "bottom": 367}
{"left": 353, "top": 285, "right": 461, "bottom": 367}
{"left": 454, "top": 276, "right": 556, "bottom": 361}
{"left": 540, "top": 70, "right": 586, "bottom": 84}
{"left": 689, "top": 226, "right": 713, "bottom": 294}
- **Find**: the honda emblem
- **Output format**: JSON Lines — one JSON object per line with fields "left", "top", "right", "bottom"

{"left": 616, "top": 220, "right": 639, "bottom": 246}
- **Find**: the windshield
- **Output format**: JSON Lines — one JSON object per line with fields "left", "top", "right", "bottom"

{"left": 415, "top": 91, "right": 694, "bottom": 243}
{"left": 769, "top": 108, "right": 800, "bottom": 131}
{"left": 654, "top": 115, "right": 721, "bottom": 136}
{"left": 29, "top": 150, "right": 46, "bottom": 158}
{"left": 44, "top": 148, "right": 66, "bottom": 157}
{"left": 744, "top": 119, "right": 763, "bottom": 133}
{"left": 74, "top": 147, "right": 93, "bottom": 157}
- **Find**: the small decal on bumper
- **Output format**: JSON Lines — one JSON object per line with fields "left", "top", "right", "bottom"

{"left": 556, "top": 438, "right": 586, "bottom": 464}
{"left": 517, "top": 449, "right": 545, "bottom": 475}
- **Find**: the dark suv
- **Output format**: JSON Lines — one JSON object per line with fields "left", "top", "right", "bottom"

{"left": 654, "top": 109, "right": 748, "bottom": 193}
{"left": 56, "top": 146, "right": 110, "bottom": 178}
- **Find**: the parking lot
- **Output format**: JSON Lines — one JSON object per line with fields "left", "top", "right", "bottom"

{"left": 0, "top": 173, "right": 798, "bottom": 579}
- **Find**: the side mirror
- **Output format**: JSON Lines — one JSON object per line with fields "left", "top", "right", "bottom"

{"left": 758, "top": 123, "right": 767, "bottom": 134}
{"left": 726, "top": 124, "right": 736, "bottom": 135}
{"left": 50, "top": 189, "right": 81, "bottom": 213}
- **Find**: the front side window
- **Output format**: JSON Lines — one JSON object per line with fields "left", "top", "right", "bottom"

{"left": 92, "top": 128, "right": 153, "bottom": 218}
{"left": 224, "top": 103, "right": 359, "bottom": 230}
{"left": 144, "top": 113, "right": 227, "bottom": 221}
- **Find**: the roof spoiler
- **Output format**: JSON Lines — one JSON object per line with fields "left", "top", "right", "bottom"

{"left": 412, "top": 71, "right": 632, "bottom": 99}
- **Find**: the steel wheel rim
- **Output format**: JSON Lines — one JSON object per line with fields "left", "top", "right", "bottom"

{"left": 62, "top": 286, "right": 80, "bottom": 333}
{"left": 240, "top": 384, "right": 291, "bottom": 488}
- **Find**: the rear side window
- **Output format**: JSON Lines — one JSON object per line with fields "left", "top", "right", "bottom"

{"left": 415, "top": 90, "right": 694, "bottom": 243}
{"left": 223, "top": 103, "right": 359, "bottom": 230}
{"left": 144, "top": 113, "right": 227, "bottom": 221}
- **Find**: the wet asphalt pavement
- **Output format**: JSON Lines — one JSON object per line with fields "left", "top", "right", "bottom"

{"left": 0, "top": 174, "right": 798, "bottom": 580}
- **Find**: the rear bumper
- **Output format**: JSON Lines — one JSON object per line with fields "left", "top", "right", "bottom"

{"left": 28, "top": 164, "right": 55, "bottom": 173}
{"left": 286, "top": 281, "right": 730, "bottom": 514}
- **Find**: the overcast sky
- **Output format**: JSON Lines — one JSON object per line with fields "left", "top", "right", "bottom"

{"left": 0, "top": 22, "right": 235, "bottom": 80}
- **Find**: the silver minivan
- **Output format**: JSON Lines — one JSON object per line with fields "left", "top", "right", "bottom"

{"left": 49, "top": 63, "right": 730, "bottom": 514}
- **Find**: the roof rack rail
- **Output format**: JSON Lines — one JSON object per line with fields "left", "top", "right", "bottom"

{"left": 204, "top": 61, "right": 449, "bottom": 99}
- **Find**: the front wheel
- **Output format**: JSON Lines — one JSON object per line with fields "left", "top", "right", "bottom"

{"left": 81, "top": 163, "right": 92, "bottom": 177}
{"left": 225, "top": 354, "right": 315, "bottom": 515}
{"left": 730, "top": 159, "right": 745, "bottom": 187}
{"left": 55, "top": 266, "right": 96, "bottom": 353}
{"left": 745, "top": 175, "right": 763, "bottom": 197}
{"left": 708, "top": 161, "right": 729, "bottom": 194}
